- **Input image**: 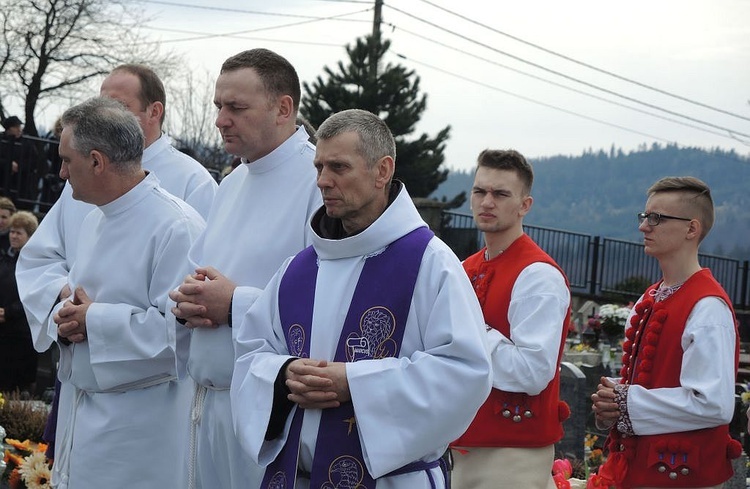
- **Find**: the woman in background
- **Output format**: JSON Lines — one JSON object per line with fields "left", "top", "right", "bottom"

{"left": 0, "top": 210, "right": 39, "bottom": 394}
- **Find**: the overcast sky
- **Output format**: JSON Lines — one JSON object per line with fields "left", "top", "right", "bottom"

{"left": 21, "top": 0, "right": 750, "bottom": 172}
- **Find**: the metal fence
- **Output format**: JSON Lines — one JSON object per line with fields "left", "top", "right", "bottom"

{"left": 442, "top": 211, "right": 750, "bottom": 310}
{"left": 0, "top": 135, "right": 63, "bottom": 213}
{"left": 1, "top": 136, "right": 224, "bottom": 213}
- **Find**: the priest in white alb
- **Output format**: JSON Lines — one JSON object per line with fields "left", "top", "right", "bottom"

{"left": 48, "top": 96, "right": 205, "bottom": 489}
{"left": 231, "top": 109, "right": 492, "bottom": 489}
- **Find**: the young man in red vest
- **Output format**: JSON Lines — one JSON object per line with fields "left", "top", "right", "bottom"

{"left": 592, "top": 176, "right": 739, "bottom": 489}
{"left": 451, "top": 149, "right": 572, "bottom": 489}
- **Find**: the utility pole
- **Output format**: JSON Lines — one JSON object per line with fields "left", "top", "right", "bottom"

{"left": 368, "top": 0, "right": 383, "bottom": 83}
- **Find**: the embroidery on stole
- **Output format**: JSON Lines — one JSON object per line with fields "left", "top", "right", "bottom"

{"left": 262, "top": 227, "right": 433, "bottom": 489}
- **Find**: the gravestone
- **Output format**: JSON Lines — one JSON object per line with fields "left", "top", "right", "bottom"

{"left": 557, "top": 362, "right": 587, "bottom": 461}
{"left": 577, "top": 362, "right": 609, "bottom": 438}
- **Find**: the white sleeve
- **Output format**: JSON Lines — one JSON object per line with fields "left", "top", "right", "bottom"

{"left": 627, "top": 296, "right": 736, "bottom": 434}
{"left": 485, "top": 262, "right": 570, "bottom": 394}
{"left": 347, "top": 243, "right": 492, "bottom": 478}
{"left": 15, "top": 197, "right": 70, "bottom": 352}
{"left": 81, "top": 219, "right": 203, "bottom": 390}
{"left": 231, "top": 259, "right": 295, "bottom": 466}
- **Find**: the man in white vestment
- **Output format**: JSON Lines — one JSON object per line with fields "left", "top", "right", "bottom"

{"left": 168, "top": 49, "right": 321, "bottom": 489}
{"left": 49, "top": 96, "right": 205, "bottom": 488}
{"left": 18, "top": 63, "right": 216, "bottom": 353}
{"left": 230, "top": 109, "right": 492, "bottom": 489}
{"left": 15, "top": 64, "right": 217, "bottom": 475}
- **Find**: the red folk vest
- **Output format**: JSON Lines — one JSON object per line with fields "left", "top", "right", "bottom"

{"left": 453, "top": 234, "right": 571, "bottom": 448}
{"left": 606, "top": 269, "right": 740, "bottom": 488}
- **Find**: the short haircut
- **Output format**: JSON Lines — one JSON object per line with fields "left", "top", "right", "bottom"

{"left": 111, "top": 64, "right": 167, "bottom": 125}
{"left": 0, "top": 196, "right": 16, "bottom": 214}
{"left": 316, "top": 109, "right": 396, "bottom": 168}
{"left": 648, "top": 176, "right": 714, "bottom": 240}
{"left": 476, "top": 149, "right": 534, "bottom": 195}
{"left": 9, "top": 210, "right": 38, "bottom": 237}
{"left": 220, "top": 49, "right": 301, "bottom": 112}
{"left": 61, "top": 96, "right": 145, "bottom": 172}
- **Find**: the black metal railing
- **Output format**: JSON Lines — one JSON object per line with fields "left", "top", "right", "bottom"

{"left": 441, "top": 211, "right": 750, "bottom": 310}
{"left": 0, "top": 135, "right": 63, "bottom": 213}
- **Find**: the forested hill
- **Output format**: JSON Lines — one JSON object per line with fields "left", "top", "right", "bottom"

{"left": 430, "top": 144, "right": 750, "bottom": 260}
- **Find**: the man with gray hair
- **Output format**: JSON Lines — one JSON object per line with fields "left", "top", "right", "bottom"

{"left": 16, "top": 63, "right": 216, "bottom": 470}
{"left": 50, "top": 96, "right": 204, "bottom": 489}
{"left": 231, "top": 108, "right": 492, "bottom": 488}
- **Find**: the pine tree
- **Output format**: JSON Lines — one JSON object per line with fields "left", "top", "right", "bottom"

{"left": 301, "top": 35, "right": 460, "bottom": 203}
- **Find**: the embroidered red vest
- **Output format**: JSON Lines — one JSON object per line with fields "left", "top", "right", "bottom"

{"left": 452, "top": 234, "right": 571, "bottom": 447}
{"left": 605, "top": 269, "right": 740, "bottom": 488}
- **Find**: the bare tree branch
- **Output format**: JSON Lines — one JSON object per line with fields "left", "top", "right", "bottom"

{"left": 0, "top": 0, "right": 177, "bottom": 136}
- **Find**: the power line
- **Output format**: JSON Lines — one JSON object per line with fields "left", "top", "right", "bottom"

{"left": 136, "top": 7, "right": 371, "bottom": 45}
{"left": 395, "top": 51, "right": 750, "bottom": 163}
{"left": 416, "top": 0, "right": 750, "bottom": 123}
{"left": 389, "top": 23, "right": 733, "bottom": 141}
{"left": 141, "top": 25, "right": 344, "bottom": 47}
{"left": 390, "top": 51, "right": 675, "bottom": 145}
{"left": 139, "top": 0, "right": 371, "bottom": 21}
{"left": 384, "top": 4, "right": 750, "bottom": 140}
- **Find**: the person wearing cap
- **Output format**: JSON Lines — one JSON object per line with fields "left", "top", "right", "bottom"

{"left": 1, "top": 115, "right": 23, "bottom": 139}
{"left": 1, "top": 116, "right": 24, "bottom": 178}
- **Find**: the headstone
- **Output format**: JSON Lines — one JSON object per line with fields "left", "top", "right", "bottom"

{"left": 577, "top": 363, "right": 608, "bottom": 437}
{"left": 412, "top": 198, "right": 446, "bottom": 236}
{"left": 575, "top": 300, "right": 599, "bottom": 332}
{"left": 557, "top": 362, "right": 587, "bottom": 461}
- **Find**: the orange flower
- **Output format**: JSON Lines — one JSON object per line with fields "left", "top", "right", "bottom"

{"left": 9, "top": 467, "right": 22, "bottom": 488}
{"left": 5, "top": 448, "right": 25, "bottom": 466}
{"left": 6, "top": 438, "right": 32, "bottom": 452}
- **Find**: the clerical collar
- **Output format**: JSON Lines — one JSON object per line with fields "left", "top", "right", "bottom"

{"left": 314, "top": 181, "right": 401, "bottom": 240}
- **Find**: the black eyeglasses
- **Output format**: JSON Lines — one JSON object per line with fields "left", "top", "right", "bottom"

{"left": 637, "top": 212, "right": 692, "bottom": 226}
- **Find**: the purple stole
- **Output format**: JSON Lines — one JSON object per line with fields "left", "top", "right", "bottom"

{"left": 262, "top": 226, "right": 434, "bottom": 489}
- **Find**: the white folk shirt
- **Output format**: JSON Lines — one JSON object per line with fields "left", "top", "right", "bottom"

{"left": 231, "top": 184, "right": 493, "bottom": 489}
{"left": 183, "top": 125, "right": 321, "bottom": 489}
{"left": 624, "top": 295, "right": 736, "bottom": 434}
{"left": 48, "top": 173, "right": 205, "bottom": 489}
{"left": 485, "top": 262, "right": 570, "bottom": 395}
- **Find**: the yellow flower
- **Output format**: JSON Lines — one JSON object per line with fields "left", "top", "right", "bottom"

{"left": 741, "top": 391, "right": 750, "bottom": 406}
{"left": 584, "top": 434, "right": 598, "bottom": 449}
{"left": 0, "top": 392, "right": 5, "bottom": 408}
{"left": 18, "top": 451, "right": 52, "bottom": 489}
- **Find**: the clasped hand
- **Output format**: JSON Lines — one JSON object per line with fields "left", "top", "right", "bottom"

{"left": 591, "top": 376, "right": 620, "bottom": 430}
{"left": 285, "top": 359, "right": 350, "bottom": 410}
{"left": 169, "top": 267, "right": 236, "bottom": 329}
{"left": 54, "top": 286, "right": 91, "bottom": 344}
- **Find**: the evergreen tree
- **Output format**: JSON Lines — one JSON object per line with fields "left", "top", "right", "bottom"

{"left": 301, "top": 35, "right": 460, "bottom": 203}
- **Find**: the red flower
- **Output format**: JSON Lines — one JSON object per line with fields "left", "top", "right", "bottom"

{"left": 552, "top": 458, "right": 572, "bottom": 479}
{"left": 553, "top": 472, "right": 571, "bottom": 489}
